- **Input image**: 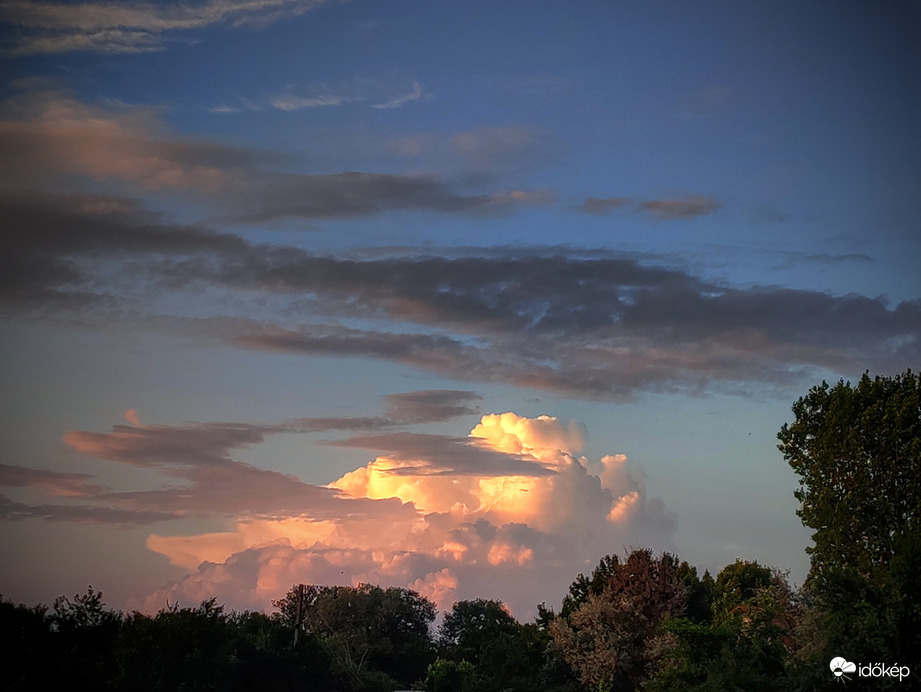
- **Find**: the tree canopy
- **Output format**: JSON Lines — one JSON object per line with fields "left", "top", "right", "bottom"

{"left": 777, "top": 369, "right": 921, "bottom": 578}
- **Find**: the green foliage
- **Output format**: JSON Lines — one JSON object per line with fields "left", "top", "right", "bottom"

{"left": 676, "top": 562, "right": 713, "bottom": 625}
{"left": 274, "top": 583, "right": 435, "bottom": 688}
{"left": 645, "top": 565, "right": 799, "bottom": 691}
{"left": 437, "top": 598, "right": 552, "bottom": 691}
{"left": 423, "top": 659, "right": 478, "bottom": 692}
{"left": 778, "top": 369, "right": 921, "bottom": 689}
{"left": 550, "top": 549, "right": 688, "bottom": 691}
{"left": 711, "top": 559, "right": 773, "bottom": 623}
{"left": 777, "top": 369, "right": 921, "bottom": 578}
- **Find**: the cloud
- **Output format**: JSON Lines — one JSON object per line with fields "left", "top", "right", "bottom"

{"left": 581, "top": 196, "right": 630, "bottom": 215}
{"left": 773, "top": 251, "right": 875, "bottom": 268}
{"left": 0, "top": 390, "right": 482, "bottom": 526}
{"left": 285, "top": 390, "right": 481, "bottom": 432}
{"left": 0, "top": 494, "right": 177, "bottom": 526}
{"left": 372, "top": 81, "right": 424, "bottom": 109}
{"left": 382, "top": 390, "right": 482, "bottom": 423}
{"left": 327, "top": 431, "right": 559, "bottom": 477}
{"left": 380, "top": 126, "right": 556, "bottom": 178}
{"left": 578, "top": 195, "right": 720, "bottom": 220}
{"left": 223, "top": 173, "right": 552, "bottom": 223}
{"left": 5, "top": 409, "right": 675, "bottom": 616}
{"left": 3, "top": 188, "right": 917, "bottom": 397}
{"left": 128, "top": 412, "right": 676, "bottom": 616}
{"left": 271, "top": 93, "right": 355, "bottom": 111}
{"left": 639, "top": 196, "right": 720, "bottom": 220}
{"left": 0, "top": 88, "right": 265, "bottom": 193}
{"left": 251, "top": 77, "right": 426, "bottom": 112}
{"left": 0, "top": 463, "right": 107, "bottom": 497}
{"left": 0, "top": 0, "right": 341, "bottom": 55}
{"left": 0, "top": 89, "right": 549, "bottom": 222}
{"left": 59, "top": 420, "right": 386, "bottom": 522}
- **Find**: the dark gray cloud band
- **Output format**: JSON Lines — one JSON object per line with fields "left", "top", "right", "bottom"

{"left": 2, "top": 189, "right": 918, "bottom": 398}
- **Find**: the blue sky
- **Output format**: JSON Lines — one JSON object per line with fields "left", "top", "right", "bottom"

{"left": 1, "top": 0, "right": 919, "bottom": 616}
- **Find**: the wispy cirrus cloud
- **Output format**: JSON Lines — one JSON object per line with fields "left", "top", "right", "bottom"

{"left": 213, "top": 77, "right": 427, "bottom": 113}
{"left": 0, "top": 0, "right": 343, "bottom": 55}
{"left": 372, "top": 81, "right": 424, "bottom": 109}
{"left": 270, "top": 93, "right": 356, "bottom": 111}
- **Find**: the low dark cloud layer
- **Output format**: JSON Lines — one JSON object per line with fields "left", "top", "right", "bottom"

{"left": 0, "top": 463, "right": 107, "bottom": 497}
{"left": 2, "top": 188, "right": 917, "bottom": 398}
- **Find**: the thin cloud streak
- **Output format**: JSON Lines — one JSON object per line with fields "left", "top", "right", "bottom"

{"left": 640, "top": 195, "right": 720, "bottom": 220}
{"left": 0, "top": 0, "right": 342, "bottom": 55}
{"left": 579, "top": 195, "right": 720, "bottom": 219}
{"left": 372, "top": 81, "right": 424, "bottom": 109}
{"left": 0, "top": 463, "right": 107, "bottom": 497}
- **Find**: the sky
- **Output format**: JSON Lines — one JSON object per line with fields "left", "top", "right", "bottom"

{"left": 0, "top": 0, "right": 919, "bottom": 619}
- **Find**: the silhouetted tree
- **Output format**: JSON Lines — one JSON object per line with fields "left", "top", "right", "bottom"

{"left": 50, "top": 586, "right": 122, "bottom": 688}
{"left": 0, "top": 597, "right": 55, "bottom": 690}
{"left": 115, "top": 598, "right": 234, "bottom": 690}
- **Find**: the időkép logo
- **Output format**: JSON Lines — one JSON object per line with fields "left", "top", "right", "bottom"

{"left": 830, "top": 657, "right": 910, "bottom": 682}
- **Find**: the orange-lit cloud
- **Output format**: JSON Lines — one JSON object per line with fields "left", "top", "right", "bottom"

{"left": 0, "top": 89, "right": 241, "bottom": 192}
{"left": 135, "top": 412, "right": 676, "bottom": 617}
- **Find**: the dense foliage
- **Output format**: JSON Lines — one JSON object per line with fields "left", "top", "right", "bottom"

{"left": 777, "top": 369, "right": 921, "bottom": 578}
{"left": 2, "top": 370, "right": 917, "bottom": 690}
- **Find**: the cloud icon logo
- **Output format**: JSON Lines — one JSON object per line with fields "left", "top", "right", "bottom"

{"left": 830, "top": 657, "right": 857, "bottom": 679}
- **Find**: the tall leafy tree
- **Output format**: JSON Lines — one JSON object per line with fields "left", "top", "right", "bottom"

{"left": 777, "top": 369, "right": 921, "bottom": 578}
{"left": 778, "top": 370, "right": 921, "bottom": 688}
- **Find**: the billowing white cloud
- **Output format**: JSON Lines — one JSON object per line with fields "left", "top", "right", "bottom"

{"left": 137, "top": 412, "right": 676, "bottom": 617}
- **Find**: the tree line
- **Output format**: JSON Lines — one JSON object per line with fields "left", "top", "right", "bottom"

{"left": 2, "top": 370, "right": 918, "bottom": 691}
